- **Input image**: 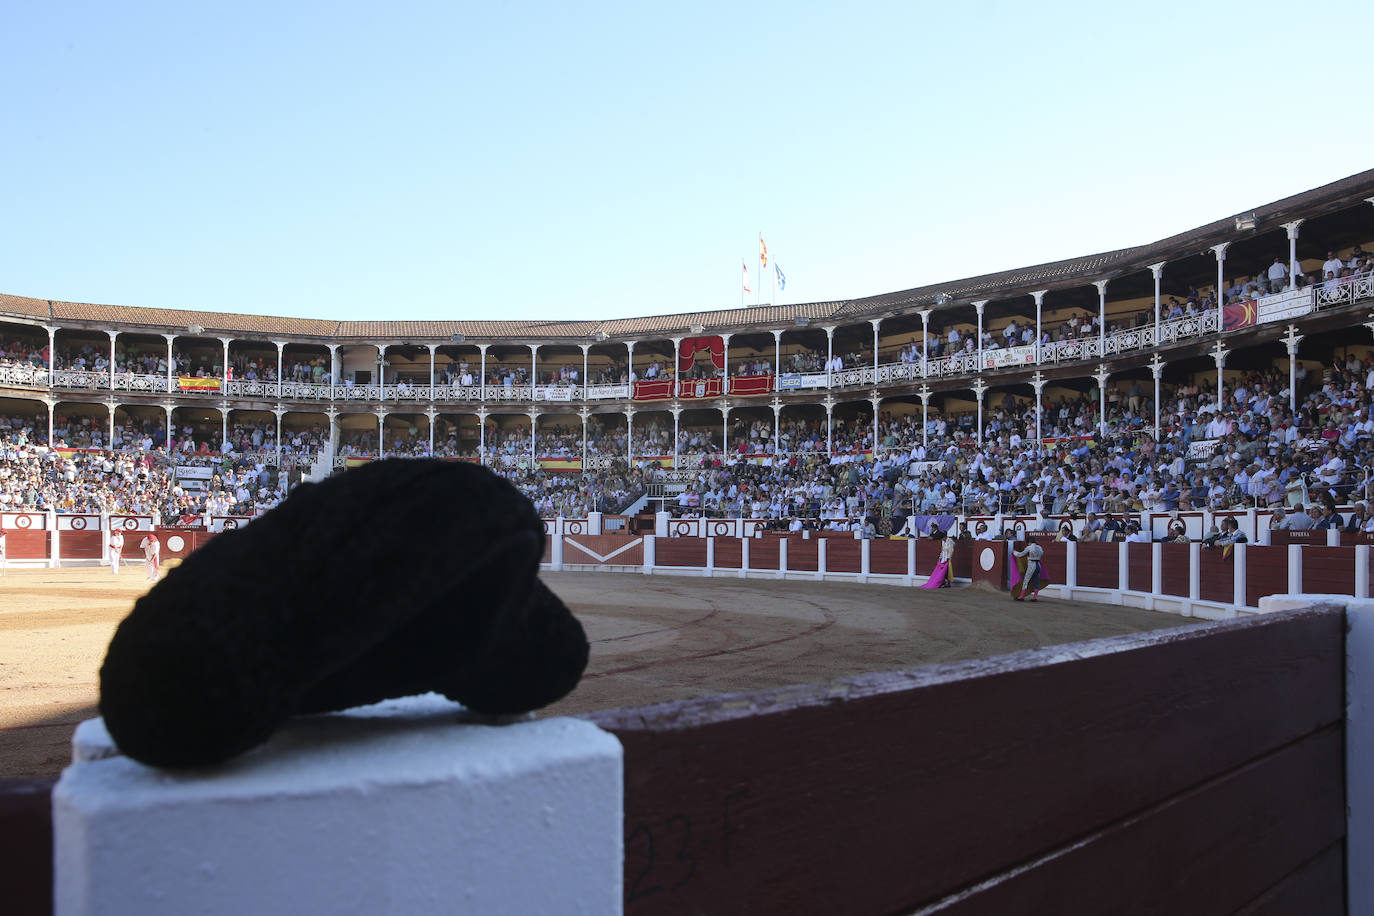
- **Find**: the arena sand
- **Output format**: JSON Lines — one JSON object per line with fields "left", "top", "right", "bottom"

{"left": 0, "top": 567, "right": 1196, "bottom": 779}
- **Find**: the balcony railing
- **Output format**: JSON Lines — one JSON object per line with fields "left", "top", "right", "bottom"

{"left": 8, "top": 280, "right": 1372, "bottom": 413}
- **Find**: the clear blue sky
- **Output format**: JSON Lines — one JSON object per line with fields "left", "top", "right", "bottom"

{"left": 3, "top": 1, "right": 1371, "bottom": 323}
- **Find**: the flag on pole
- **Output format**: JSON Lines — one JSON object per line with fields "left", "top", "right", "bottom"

{"left": 759, "top": 235, "right": 768, "bottom": 269}
{"left": 742, "top": 260, "right": 751, "bottom": 293}
{"left": 775, "top": 263, "right": 786, "bottom": 291}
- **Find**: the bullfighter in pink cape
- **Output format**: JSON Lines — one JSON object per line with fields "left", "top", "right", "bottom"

{"left": 1009, "top": 541, "right": 1050, "bottom": 600}
{"left": 919, "top": 525, "right": 955, "bottom": 589}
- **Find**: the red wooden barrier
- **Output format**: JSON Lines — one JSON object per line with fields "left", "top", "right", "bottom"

{"left": 656, "top": 537, "right": 706, "bottom": 567}
{"left": 2, "top": 530, "right": 49, "bottom": 560}
{"left": 1198, "top": 547, "right": 1234, "bottom": 604}
{"left": 713, "top": 538, "right": 741, "bottom": 569}
{"left": 1161, "top": 543, "right": 1191, "bottom": 598}
{"left": 825, "top": 539, "right": 861, "bottom": 573}
{"left": 786, "top": 538, "right": 818, "bottom": 572}
{"left": 868, "top": 539, "right": 908, "bottom": 576}
{"left": 749, "top": 538, "right": 779, "bottom": 571}
{"left": 1246, "top": 546, "right": 1290, "bottom": 607}
{"left": 58, "top": 531, "right": 103, "bottom": 559}
{"left": 1127, "top": 542, "right": 1152, "bottom": 592}
{"left": 970, "top": 541, "right": 1006, "bottom": 589}
{"left": 589, "top": 608, "right": 1345, "bottom": 915}
{"left": 1075, "top": 542, "right": 1119, "bottom": 589}
{"left": 1303, "top": 546, "right": 1355, "bottom": 597}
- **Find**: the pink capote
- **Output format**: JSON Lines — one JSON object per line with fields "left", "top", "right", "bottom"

{"left": 919, "top": 561, "right": 949, "bottom": 589}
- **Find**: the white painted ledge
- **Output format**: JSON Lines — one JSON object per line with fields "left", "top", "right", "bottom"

{"left": 54, "top": 694, "right": 623, "bottom": 916}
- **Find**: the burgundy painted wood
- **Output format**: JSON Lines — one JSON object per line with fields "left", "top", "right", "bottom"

{"left": 970, "top": 541, "right": 1006, "bottom": 589}
{"left": 1074, "top": 542, "right": 1119, "bottom": 589}
{"left": 1302, "top": 546, "right": 1355, "bottom": 597}
{"left": 1198, "top": 546, "right": 1234, "bottom": 603}
{"left": 0, "top": 777, "right": 56, "bottom": 916}
{"left": 1160, "top": 542, "right": 1191, "bottom": 597}
{"left": 712, "top": 538, "right": 742, "bottom": 569}
{"left": 589, "top": 609, "right": 1344, "bottom": 916}
{"left": 914, "top": 538, "right": 943, "bottom": 576}
{"left": 541, "top": 537, "right": 552, "bottom": 563}
{"left": 917, "top": 726, "right": 1345, "bottom": 915}
{"left": 1271, "top": 529, "right": 1324, "bottom": 547}
{"left": 1127, "top": 542, "right": 1152, "bottom": 592}
{"left": 1037, "top": 541, "right": 1067, "bottom": 585}
{"left": 57, "top": 531, "right": 102, "bottom": 559}
{"left": 1246, "top": 545, "right": 1291, "bottom": 607}
{"left": 785, "top": 537, "right": 818, "bottom": 572}
{"left": 868, "top": 539, "right": 908, "bottom": 576}
{"left": 748, "top": 537, "right": 779, "bottom": 571}
{"left": 1233, "top": 840, "right": 1345, "bottom": 915}
{"left": 656, "top": 536, "right": 706, "bottom": 567}
{"left": 825, "top": 538, "right": 861, "bottom": 573}
{"left": 949, "top": 541, "right": 973, "bottom": 579}
{"left": 3, "top": 529, "right": 49, "bottom": 560}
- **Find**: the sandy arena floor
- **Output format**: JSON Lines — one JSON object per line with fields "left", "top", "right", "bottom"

{"left": 0, "top": 566, "right": 1196, "bottom": 779}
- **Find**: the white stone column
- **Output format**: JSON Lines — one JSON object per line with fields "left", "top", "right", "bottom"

{"left": 1212, "top": 341, "right": 1228, "bottom": 409}
{"left": 579, "top": 407, "right": 589, "bottom": 468}
{"left": 529, "top": 343, "right": 539, "bottom": 399}
{"left": 427, "top": 344, "right": 436, "bottom": 394}
{"left": 824, "top": 396, "right": 835, "bottom": 455}
{"left": 107, "top": 398, "right": 116, "bottom": 451}
{"left": 1030, "top": 372, "right": 1045, "bottom": 442}
{"left": 478, "top": 345, "right": 489, "bottom": 402}
{"left": 1150, "top": 355, "right": 1165, "bottom": 441}
{"left": 327, "top": 344, "right": 340, "bottom": 396}
{"left": 772, "top": 398, "right": 782, "bottom": 458}
{"left": 869, "top": 318, "right": 881, "bottom": 373}
{"left": 825, "top": 325, "right": 836, "bottom": 384}
{"left": 1149, "top": 263, "right": 1165, "bottom": 343}
{"left": 1093, "top": 279, "right": 1109, "bottom": 355}
{"left": 219, "top": 403, "right": 228, "bottom": 450}
{"left": 918, "top": 385, "right": 931, "bottom": 449}
{"left": 579, "top": 344, "right": 590, "bottom": 400}
{"left": 1030, "top": 291, "right": 1046, "bottom": 363}
{"left": 44, "top": 396, "right": 55, "bottom": 446}
{"left": 106, "top": 330, "right": 118, "bottom": 390}
{"left": 972, "top": 301, "right": 986, "bottom": 369}
{"left": 669, "top": 337, "right": 682, "bottom": 397}
{"left": 272, "top": 408, "right": 284, "bottom": 467}
{"left": 1282, "top": 220, "right": 1304, "bottom": 291}
{"left": 477, "top": 407, "right": 488, "bottom": 463}
{"left": 162, "top": 402, "right": 174, "bottom": 449}
{"left": 1094, "top": 364, "right": 1110, "bottom": 437}
{"left": 625, "top": 341, "right": 636, "bottom": 388}
{"left": 163, "top": 334, "right": 175, "bottom": 392}
{"left": 671, "top": 406, "right": 681, "bottom": 469}
{"left": 528, "top": 409, "right": 538, "bottom": 462}
{"left": 326, "top": 406, "right": 338, "bottom": 454}
{"left": 625, "top": 407, "right": 634, "bottom": 461}
{"left": 220, "top": 337, "right": 232, "bottom": 385}
{"left": 1210, "top": 242, "right": 1230, "bottom": 316}
{"left": 376, "top": 408, "right": 386, "bottom": 457}
{"left": 772, "top": 329, "right": 783, "bottom": 391}
{"left": 45, "top": 325, "right": 58, "bottom": 375}
{"left": 721, "top": 402, "right": 731, "bottom": 456}
{"left": 721, "top": 332, "right": 732, "bottom": 385}
{"left": 1284, "top": 324, "right": 1303, "bottom": 412}
{"left": 918, "top": 310, "right": 930, "bottom": 377}
{"left": 972, "top": 378, "right": 987, "bottom": 443}
{"left": 273, "top": 341, "right": 286, "bottom": 398}
{"left": 868, "top": 394, "right": 880, "bottom": 454}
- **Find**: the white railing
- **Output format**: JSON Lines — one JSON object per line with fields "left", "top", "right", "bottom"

{"left": 829, "top": 366, "right": 877, "bottom": 388}
{"left": 334, "top": 383, "right": 383, "bottom": 401}
{"left": 51, "top": 369, "right": 109, "bottom": 389}
{"left": 111, "top": 373, "right": 170, "bottom": 393}
{"left": 223, "top": 379, "right": 277, "bottom": 398}
{"left": 1315, "top": 274, "right": 1374, "bottom": 310}
{"left": 0, "top": 363, "right": 49, "bottom": 387}
{"left": 278, "top": 381, "right": 333, "bottom": 400}
{"left": 430, "top": 384, "right": 483, "bottom": 402}
{"left": 1102, "top": 326, "right": 1154, "bottom": 356}
{"left": 482, "top": 385, "right": 534, "bottom": 402}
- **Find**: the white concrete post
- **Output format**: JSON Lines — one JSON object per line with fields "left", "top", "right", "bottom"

{"left": 1031, "top": 290, "right": 1046, "bottom": 364}
{"left": 869, "top": 319, "right": 880, "bottom": 373}
{"left": 1232, "top": 543, "right": 1247, "bottom": 611}
{"left": 907, "top": 537, "right": 916, "bottom": 583}
{"left": 772, "top": 330, "right": 782, "bottom": 391}
{"left": 1149, "top": 263, "right": 1165, "bottom": 344}
{"left": 642, "top": 534, "right": 655, "bottom": 574}
{"left": 777, "top": 537, "right": 788, "bottom": 579}
{"left": 1064, "top": 541, "right": 1077, "bottom": 590}
{"left": 740, "top": 537, "right": 750, "bottom": 578}
{"left": 1210, "top": 242, "right": 1229, "bottom": 318}
{"left": 972, "top": 301, "right": 986, "bottom": 369}
{"left": 550, "top": 532, "right": 563, "bottom": 571}
{"left": 53, "top": 700, "right": 624, "bottom": 916}
{"left": 1093, "top": 279, "right": 1108, "bottom": 355}
{"left": 817, "top": 537, "right": 827, "bottom": 580}
{"left": 1283, "top": 220, "right": 1303, "bottom": 291}
{"left": 1284, "top": 325, "right": 1303, "bottom": 412}
{"left": 1288, "top": 544, "right": 1303, "bottom": 594}
{"left": 705, "top": 536, "right": 715, "bottom": 577}
{"left": 1118, "top": 541, "right": 1129, "bottom": 594}
{"left": 1188, "top": 542, "right": 1202, "bottom": 603}
{"left": 587, "top": 512, "right": 602, "bottom": 536}
{"left": 1359, "top": 545, "right": 1370, "bottom": 599}
{"left": 860, "top": 538, "right": 871, "bottom": 583}
{"left": 1094, "top": 364, "right": 1110, "bottom": 437}
{"left": 1328, "top": 528, "right": 1342, "bottom": 547}
{"left": 49, "top": 509, "right": 61, "bottom": 568}
{"left": 1151, "top": 542, "right": 1163, "bottom": 596}
{"left": 918, "top": 311, "right": 930, "bottom": 377}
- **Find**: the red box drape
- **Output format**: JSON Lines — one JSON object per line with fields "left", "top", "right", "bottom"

{"left": 677, "top": 336, "right": 725, "bottom": 372}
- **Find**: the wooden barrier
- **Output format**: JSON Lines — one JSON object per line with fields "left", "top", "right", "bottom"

{"left": 587, "top": 608, "right": 1346, "bottom": 915}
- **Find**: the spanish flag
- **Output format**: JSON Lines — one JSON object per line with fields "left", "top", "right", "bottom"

{"left": 759, "top": 235, "right": 768, "bottom": 269}
{"left": 177, "top": 377, "right": 222, "bottom": 391}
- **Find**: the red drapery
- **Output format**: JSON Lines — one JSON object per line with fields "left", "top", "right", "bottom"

{"left": 677, "top": 336, "right": 725, "bottom": 372}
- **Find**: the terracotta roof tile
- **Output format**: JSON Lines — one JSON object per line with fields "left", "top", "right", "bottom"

{"left": 4, "top": 167, "right": 1373, "bottom": 341}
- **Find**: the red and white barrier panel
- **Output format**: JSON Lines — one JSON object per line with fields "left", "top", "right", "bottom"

{"left": 541, "top": 534, "right": 1374, "bottom": 619}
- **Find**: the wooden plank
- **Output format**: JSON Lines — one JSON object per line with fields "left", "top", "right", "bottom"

{"left": 713, "top": 538, "right": 742, "bottom": 569}
{"left": 1198, "top": 547, "right": 1233, "bottom": 603}
{"left": 1161, "top": 543, "right": 1191, "bottom": 597}
{"left": 0, "top": 777, "right": 56, "bottom": 916}
{"left": 1233, "top": 840, "right": 1345, "bottom": 916}
{"left": 912, "top": 726, "right": 1345, "bottom": 915}
{"left": 749, "top": 537, "right": 779, "bottom": 571}
{"left": 786, "top": 538, "right": 818, "bottom": 572}
{"left": 1075, "top": 542, "right": 1118, "bottom": 589}
{"left": 825, "top": 538, "right": 861, "bottom": 573}
{"left": 588, "top": 609, "right": 1344, "bottom": 916}
{"left": 869, "top": 539, "right": 908, "bottom": 576}
{"left": 656, "top": 536, "right": 705, "bottom": 567}
{"left": 1127, "top": 542, "right": 1152, "bottom": 592}
{"left": 1246, "top": 546, "right": 1290, "bottom": 607}
{"left": 1302, "top": 547, "right": 1354, "bottom": 598}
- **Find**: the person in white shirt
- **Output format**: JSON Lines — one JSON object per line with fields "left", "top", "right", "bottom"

{"left": 1266, "top": 257, "right": 1288, "bottom": 289}
{"left": 108, "top": 530, "right": 124, "bottom": 575}
{"left": 140, "top": 534, "right": 161, "bottom": 581}
{"left": 1323, "top": 251, "right": 1346, "bottom": 281}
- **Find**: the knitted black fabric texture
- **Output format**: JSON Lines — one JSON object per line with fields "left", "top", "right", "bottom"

{"left": 99, "top": 459, "right": 589, "bottom": 769}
